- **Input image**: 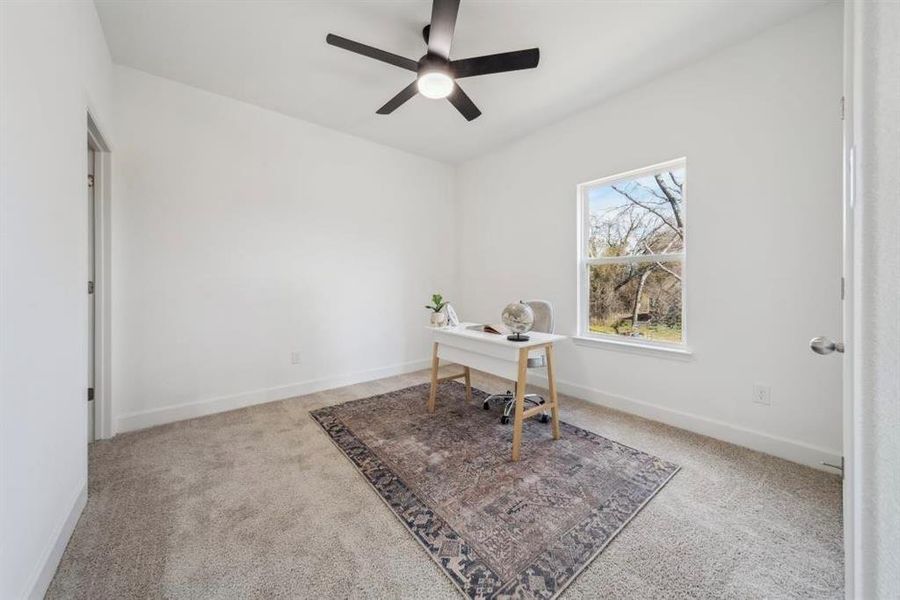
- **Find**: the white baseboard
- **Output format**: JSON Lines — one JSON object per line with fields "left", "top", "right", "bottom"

{"left": 114, "top": 357, "right": 841, "bottom": 472}
{"left": 529, "top": 374, "right": 842, "bottom": 473}
{"left": 26, "top": 482, "right": 87, "bottom": 600}
{"left": 115, "top": 358, "right": 431, "bottom": 434}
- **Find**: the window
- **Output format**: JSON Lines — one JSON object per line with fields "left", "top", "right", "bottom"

{"left": 577, "top": 159, "right": 687, "bottom": 350}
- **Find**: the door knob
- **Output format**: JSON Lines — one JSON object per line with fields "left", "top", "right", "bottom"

{"left": 809, "top": 336, "right": 844, "bottom": 355}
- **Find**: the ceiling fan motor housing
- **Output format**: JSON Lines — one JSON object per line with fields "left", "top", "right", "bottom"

{"left": 418, "top": 53, "right": 451, "bottom": 77}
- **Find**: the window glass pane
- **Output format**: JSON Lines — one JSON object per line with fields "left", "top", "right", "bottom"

{"left": 587, "top": 261, "right": 682, "bottom": 343}
{"left": 587, "top": 167, "right": 685, "bottom": 258}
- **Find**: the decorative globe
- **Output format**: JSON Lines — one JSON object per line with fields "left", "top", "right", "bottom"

{"left": 502, "top": 301, "right": 534, "bottom": 335}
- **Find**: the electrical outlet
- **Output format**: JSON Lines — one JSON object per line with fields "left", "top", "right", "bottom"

{"left": 290, "top": 351, "right": 301, "bottom": 365}
{"left": 752, "top": 383, "right": 772, "bottom": 406}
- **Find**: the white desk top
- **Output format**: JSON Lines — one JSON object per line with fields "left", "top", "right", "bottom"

{"left": 430, "top": 322, "right": 566, "bottom": 349}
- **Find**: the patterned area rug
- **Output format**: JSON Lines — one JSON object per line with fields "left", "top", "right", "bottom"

{"left": 310, "top": 382, "right": 679, "bottom": 599}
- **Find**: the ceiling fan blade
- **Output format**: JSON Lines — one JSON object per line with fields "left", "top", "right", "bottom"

{"left": 447, "top": 83, "right": 481, "bottom": 121}
{"left": 451, "top": 48, "right": 540, "bottom": 79}
{"left": 326, "top": 34, "right": 418, "bottom": 72}
{"left": 427, "top": 0, "right": 460, "bottom": 60}
{"left": 376, "top": 81, "right": 419, "bottom": 115}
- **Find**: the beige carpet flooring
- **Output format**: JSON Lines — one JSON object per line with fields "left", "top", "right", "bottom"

{"left": 46, "top": 368, "right": 843, "bottom": 599}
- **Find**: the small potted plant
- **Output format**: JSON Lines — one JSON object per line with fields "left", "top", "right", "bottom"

{"left": 425, "top": 293, "right": 449, "bottom": 327}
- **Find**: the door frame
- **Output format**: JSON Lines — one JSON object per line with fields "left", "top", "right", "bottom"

{"left": 841, "top": 2, "right": 861, "bottom": 597}
{"left": 87, "top": 113, "right": 112, "bottom": 440}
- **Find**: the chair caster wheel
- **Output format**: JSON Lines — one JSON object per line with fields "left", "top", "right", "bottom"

{"left": 482, "top": 401, "right": 490, "bottom": 410}
{"left": 500, "top": 415, "right": 510, "bottom": 425}
{"left": 539, "top": 414, "right": 550, "bottom": 424}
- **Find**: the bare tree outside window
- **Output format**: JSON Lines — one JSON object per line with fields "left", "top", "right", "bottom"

{"left": 579, "top": 161, "right": 686, "bottom": 345}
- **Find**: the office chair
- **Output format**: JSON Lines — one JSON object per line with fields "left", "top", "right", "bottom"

{"left": 483, "top": 300, "right": 553, "bottom": 425}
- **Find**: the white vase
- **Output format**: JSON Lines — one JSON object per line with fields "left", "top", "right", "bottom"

{"left": 430, "top": 312, "right": 447, "bottom": 328}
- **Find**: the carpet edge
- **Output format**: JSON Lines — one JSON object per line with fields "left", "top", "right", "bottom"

{"left": 548, "top": 465, "right": 681, "bottom": 600}
{"left": 307, "top": 409, "right": 478, "bottom": 599}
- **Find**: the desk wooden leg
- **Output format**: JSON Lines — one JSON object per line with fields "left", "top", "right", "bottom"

{"left": 463, "top": 366, "right": 472, "bottom": 403}
{"left": 511, "top": 347, "right": 528, "bottom": 462}
{"left": 545, "top": 344, "right": 561, "bottom": 440}
{"left": 428, "top": 342, "right": 439, "bottom": 413}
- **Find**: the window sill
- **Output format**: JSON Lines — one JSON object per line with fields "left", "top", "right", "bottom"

{"left": 571, "top": 335, "right": 694, "bottom": 360}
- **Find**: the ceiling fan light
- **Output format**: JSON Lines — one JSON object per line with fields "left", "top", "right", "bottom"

{"left": 417, "top": 71, "right": 454, "bottom": 99}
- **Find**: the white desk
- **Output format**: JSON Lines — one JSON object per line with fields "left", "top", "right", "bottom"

{"left": 428, "top": 323, "right": 567, "bottom": 461}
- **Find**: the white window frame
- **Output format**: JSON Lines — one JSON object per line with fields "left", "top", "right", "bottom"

{"left": 575, "top": 158, "right": 692, "bottom": 357}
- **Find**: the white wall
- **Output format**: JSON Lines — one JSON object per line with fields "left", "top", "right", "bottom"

{"left": 855, "top": 0, "right": 900, "bottom": 595}
{"left": 0, "top": 2, "right": 113, "bottom": 598}
{"left": 455, "top": 4, "right": 844, "bottom": 469}
{"left": 111, "top": 66, "right": 456, "bottom": 432}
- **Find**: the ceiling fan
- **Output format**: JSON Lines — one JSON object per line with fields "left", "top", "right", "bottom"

{"left": 326, "top": 0, "right": 539, "bottom": 121}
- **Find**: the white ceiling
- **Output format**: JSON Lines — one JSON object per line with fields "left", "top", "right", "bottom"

{"left": 95, "top": 0, "right": 825, "bottom": 163}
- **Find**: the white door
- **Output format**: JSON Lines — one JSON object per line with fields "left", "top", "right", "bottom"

{"left": 806, "top": 106, "right": 854, "bottom": 595}
{"left": 838, "top": 6, "right": 859, "bottom": 594}
{"left": 87, "top": 145, "right": 96, "bottom": 442}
